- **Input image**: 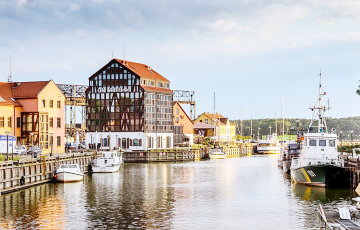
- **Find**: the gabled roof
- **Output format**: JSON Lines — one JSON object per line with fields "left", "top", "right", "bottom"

{"left": 9, "top": 81, "right": 50, "bottom": 99}
{"left": 114, "top": 59, "right": 169, "bottom": 82}
{"left": 0, "top": 82, "right": 22, "bottom": 106}
{"left": 173, "top": 102, "right": 194, "bottom": 124}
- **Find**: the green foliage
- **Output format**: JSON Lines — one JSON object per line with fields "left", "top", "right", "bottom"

{"left": 231, "top": 116, "right": 360, "bottom": 137}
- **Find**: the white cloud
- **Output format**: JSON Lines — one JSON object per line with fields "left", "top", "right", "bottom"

{"left": 69, "top": 3, "right": 81, "bottom": 11}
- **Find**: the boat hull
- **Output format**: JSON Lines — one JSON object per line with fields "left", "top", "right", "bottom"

{"left": 56, "top": 172, "right": 83, "bottom": 182}
{"left": 209, "top": 153, "right": 226, "bottom": 159}
{"left": 257, "top": 150, "right": 280, "bottom": 154}
{"left": 291, "top": 164, "right": 349, "bottom": 187}
{"left": 92, "top": 164, "right": 121, "bottom": 173}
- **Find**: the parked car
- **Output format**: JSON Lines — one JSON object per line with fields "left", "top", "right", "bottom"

{"left": 14, "top": 145, "right": 27, "bottom": 155}
{"left": 27, "top": 146, "right": 42, "bottom": 155}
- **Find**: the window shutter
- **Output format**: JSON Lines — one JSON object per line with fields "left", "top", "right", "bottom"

{"left": 139, "top": 139, "right": 142, "bottom": 146}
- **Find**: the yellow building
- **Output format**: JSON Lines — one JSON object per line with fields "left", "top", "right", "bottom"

{"left": 0, "top": 80, "right": 65, "bottom": 154}
{"left": 193, "top": 112, "right": 236, "bottom": 143}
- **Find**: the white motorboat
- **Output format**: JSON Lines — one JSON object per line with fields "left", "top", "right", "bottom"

{"left": 257, "top": 133, "right": 281, "bottom": 154}
{"left": 209, "top": 149, "right": 226, "bottom": 159}
{"left": 91, "top": 151, "right": 123, "bottom": 173}
{"left": 55, "top": 164, "right": 84, "bottom": 182}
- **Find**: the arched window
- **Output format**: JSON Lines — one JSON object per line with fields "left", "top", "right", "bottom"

{"left": 133, "top": 138, "right": 139, "bottom": 146}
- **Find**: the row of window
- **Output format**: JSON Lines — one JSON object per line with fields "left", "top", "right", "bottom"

{"left": 0, "top": 117, "right": 61, "bottom": 128}
{"left": 306, "top": 139, "right": 336, "bottom": 147}
{"left": 41, "top": 100, "right": 61, "bottom": 108}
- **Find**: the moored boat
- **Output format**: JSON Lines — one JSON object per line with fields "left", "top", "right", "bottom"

{"left": 290, "top": 71, "right": 348, "bottom": 187}
{"left": 91, "top": 151, "right": 123, "bottom": 173}
{"left": 257, "top": 133, "right": 281, "bottom": 154}
{"left": 209, "top": 148, "right": 226, "bottom": 159}
{"left": 55, "top": 164, "right": 84, "bottom": 182}
{"left": 278, "top": 141, "right": 300, "bottom": 174}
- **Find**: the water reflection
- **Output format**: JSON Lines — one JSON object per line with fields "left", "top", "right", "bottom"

{"left": 0, "top": 156, "right": 358, "bottom": 229}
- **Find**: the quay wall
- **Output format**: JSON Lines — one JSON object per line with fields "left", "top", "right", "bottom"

{"left": 0, "top": 153, "right": 95, "bottom": 195}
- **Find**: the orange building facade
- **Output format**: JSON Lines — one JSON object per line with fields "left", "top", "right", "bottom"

{"left": 0, "top": 80, "right": 65, "bottom": 154}
{"left": 173, "top": 102, "right": 194, "bottom": 146}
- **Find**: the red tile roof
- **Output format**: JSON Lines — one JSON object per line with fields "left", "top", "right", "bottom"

{"left": 141, "top": 85, "right": 173, "bottom": 94}
{"left": 9, "top": 81, "right": 50, "bottom": 99}
{"left": 0, "top": 82, "right": 22, "bottom": 106}
{"left": 114, "top": 59, "right": 169, "bottom": 82}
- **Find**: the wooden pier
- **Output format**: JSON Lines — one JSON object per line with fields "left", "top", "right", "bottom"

{"left": 0, "top": 153, "right": 95, "bottom": 195}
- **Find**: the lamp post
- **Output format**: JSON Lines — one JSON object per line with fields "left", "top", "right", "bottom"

{"left": 108, "top": 131, "right": 111, "bottom": 150}
{"left": 5, "top": 131, "right": 10, "bottom": 161}
{"left": 100, "top": 134, "right": 103, "bottom": 150}
{"left": 49, "top": 133, "right": 54, "bottom": 157}
{"left": 90, "top": 134, "right": 93, "bottom": 150}
{"left": 30, "top": 132, "right": 35, "bottom": 158}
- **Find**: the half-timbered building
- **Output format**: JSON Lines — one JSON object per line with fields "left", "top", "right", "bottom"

{"left": 85, "top": 59, "right": 173, "bottom": 150}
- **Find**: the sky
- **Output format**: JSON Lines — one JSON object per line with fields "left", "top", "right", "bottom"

{"left": 1, "top": 0, "right": 360, "bottom": 120}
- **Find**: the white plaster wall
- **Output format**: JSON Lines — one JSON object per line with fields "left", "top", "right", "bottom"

{"left": 85, "top": 132, "right": 146, "bottom": 151}
{"left": 143, "top": 133, "right": 174, "bottom": 150}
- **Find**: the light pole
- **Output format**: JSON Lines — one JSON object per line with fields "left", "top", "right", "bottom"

{"left": 11, "top": 135, "right": 14, "bottom": 160}
{"left": 49, "top": 133, "right": 54, "bottom": 157}
{"left": 30, "top": 132, "right": 35, "bottom": 158}
{"left": 100, "top": 134, "right": 103, "bottom": 150}
{"left": 5, "top": 131, "right": 10, "bottom": 161}
{"left": 108, "top": 131, "right": 111, "bottom": 150}
{"left": 90, "top": 134, "right": 93, "bottom": 150}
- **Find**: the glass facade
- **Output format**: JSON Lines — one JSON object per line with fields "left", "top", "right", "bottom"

{"left": 86, "top": 61, "right": 145, "bottom": 132}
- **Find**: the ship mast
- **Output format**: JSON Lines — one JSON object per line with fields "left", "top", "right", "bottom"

{"left": 308, "top": 69, "right": 329, "bottom": 133}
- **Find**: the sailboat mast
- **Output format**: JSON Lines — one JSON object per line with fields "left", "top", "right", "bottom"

{"left": 275, "top": 113, "right": 277, "bottom": 135}
{"left": 213, "top": 92, "right": 216, "bottom": 144}
{"left": 241, "top": 108, "right": 243, "bottom": 137}
{"left": 250, "top": 116, "right": 253, "bottom": 140}
{"left": 282, "top": 97, "right": 285, "bottom": 142}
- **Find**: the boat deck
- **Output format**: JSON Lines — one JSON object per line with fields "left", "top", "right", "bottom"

{"left": 337, "top": 219, "right": 360, "bottom": 230}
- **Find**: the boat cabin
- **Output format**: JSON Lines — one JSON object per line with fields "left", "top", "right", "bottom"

{"left": 300, "top": 133, "right": 338, "bottom": 160}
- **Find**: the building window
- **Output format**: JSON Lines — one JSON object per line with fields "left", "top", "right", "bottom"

{"left": 149, "top": 81, "right": 155, "bottom": 86}
{"left": 165, "top": 83, "right": 169, "bottom": 88}
{"left": 133, "top": 138, "right": 139, "bottom": 146}
{"left": 0, "top": 117, "right": 4, "bottom": 127}
{"left": 7, "top": 117, "right": 12, "bottom": 127}
{"left": 57, "top": 136, "right": 61, "bottom": 146}
{"left": 157, "top": 82, "right": 163, "bottom": 87}
{"left": 205, "top": 119, "right": 208, "bottom": 124}
{"left": 57, "top": 101, "right": 61, "bottom": 108}
{"left": 175, "top": 108, "right": 179, "bottom": 115}
{"left": 57, "top": 118, "right": 61, "bottom": 128}
{"left": 16, "top": 117, "right": 20, "bottom": 128}
{"left": 49, "top": 100, "right": 53, "bottom": 108}
{"left": 50, "top": 117, "right": 53, "bottom": 127}
{"left": 42, "top": 100, "right": 45, "bottom": 107}
{"left": 175, "top": 117, "right": 179, "bottom": 123}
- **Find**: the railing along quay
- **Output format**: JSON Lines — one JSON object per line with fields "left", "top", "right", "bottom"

{"left": 0, "top": 152, "right": 96, "bottom": 195}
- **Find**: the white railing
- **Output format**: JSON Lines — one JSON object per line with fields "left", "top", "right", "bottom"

{"left": 291, "top": 156, "right": 343, "bottom": 168}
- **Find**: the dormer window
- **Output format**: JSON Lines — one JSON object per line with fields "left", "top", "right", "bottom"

{"left": 164, "top": 83, "right": 170, "bottom": 88}
{"left": 149, "top": 81, "right": 155, "bottom": 86}
{"left": 157, "top": 82, "right": 163, "bottom": 88}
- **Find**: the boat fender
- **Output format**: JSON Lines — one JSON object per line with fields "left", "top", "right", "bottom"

{"left": 20, "top": 176, "right": 25, "bottom": 185}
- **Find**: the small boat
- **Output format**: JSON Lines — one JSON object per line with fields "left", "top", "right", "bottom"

{"left": 257, "top": 133, "right": 281, "bottom": 154}
{"left": 278, "top": 141, "right": 300, "bottom": 174}
{"left": 91, "top": 151, "right": 123, "bottom": 173}
{"left": 318, "top": 200, "right": 360, "bottom": 229}
{"left": 209, "top": 148, "right": 226, "bottom": 159}
{"left": 55, "top": 164, "right": 84, "bottom": 182}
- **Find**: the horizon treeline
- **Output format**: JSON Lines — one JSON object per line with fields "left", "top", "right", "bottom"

{"left": 231, "top": 116, "right": 360, "bottom": 138}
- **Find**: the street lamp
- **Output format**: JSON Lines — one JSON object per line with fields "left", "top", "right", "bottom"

{"left": 90, "top": 134, "right": 93, "bottom": 150}
{"left": 108, "top": 131, "right": 111, "bottom": 150}
{"left": 5, "top": 131, "right": 10, "bottom": 161}
{"left": 49, "top": 133, "right": 54, "bottom": 157}
{"left": 30, "top": 132, "right": 35, "bottom": 158}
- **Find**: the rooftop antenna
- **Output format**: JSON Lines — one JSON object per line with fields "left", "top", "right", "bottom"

{"left": 7, "top": 55, "right": 12, "bottom": 82}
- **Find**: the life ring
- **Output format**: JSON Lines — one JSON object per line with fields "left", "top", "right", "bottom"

{"left": 20, "top": 176, "right": 25, "bottom": 185}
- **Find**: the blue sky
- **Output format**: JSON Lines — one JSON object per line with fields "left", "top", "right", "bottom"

{"left": 1, "top": 0, "right": 360, "bottom": 120}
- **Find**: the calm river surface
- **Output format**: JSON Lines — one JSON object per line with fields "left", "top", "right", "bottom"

{"left": 0, "top": 155, "right": 357, "bottom": 229}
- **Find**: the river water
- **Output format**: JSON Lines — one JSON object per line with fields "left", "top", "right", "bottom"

{"left": 0, "top": 155, "right": 357, "bottom": 229}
